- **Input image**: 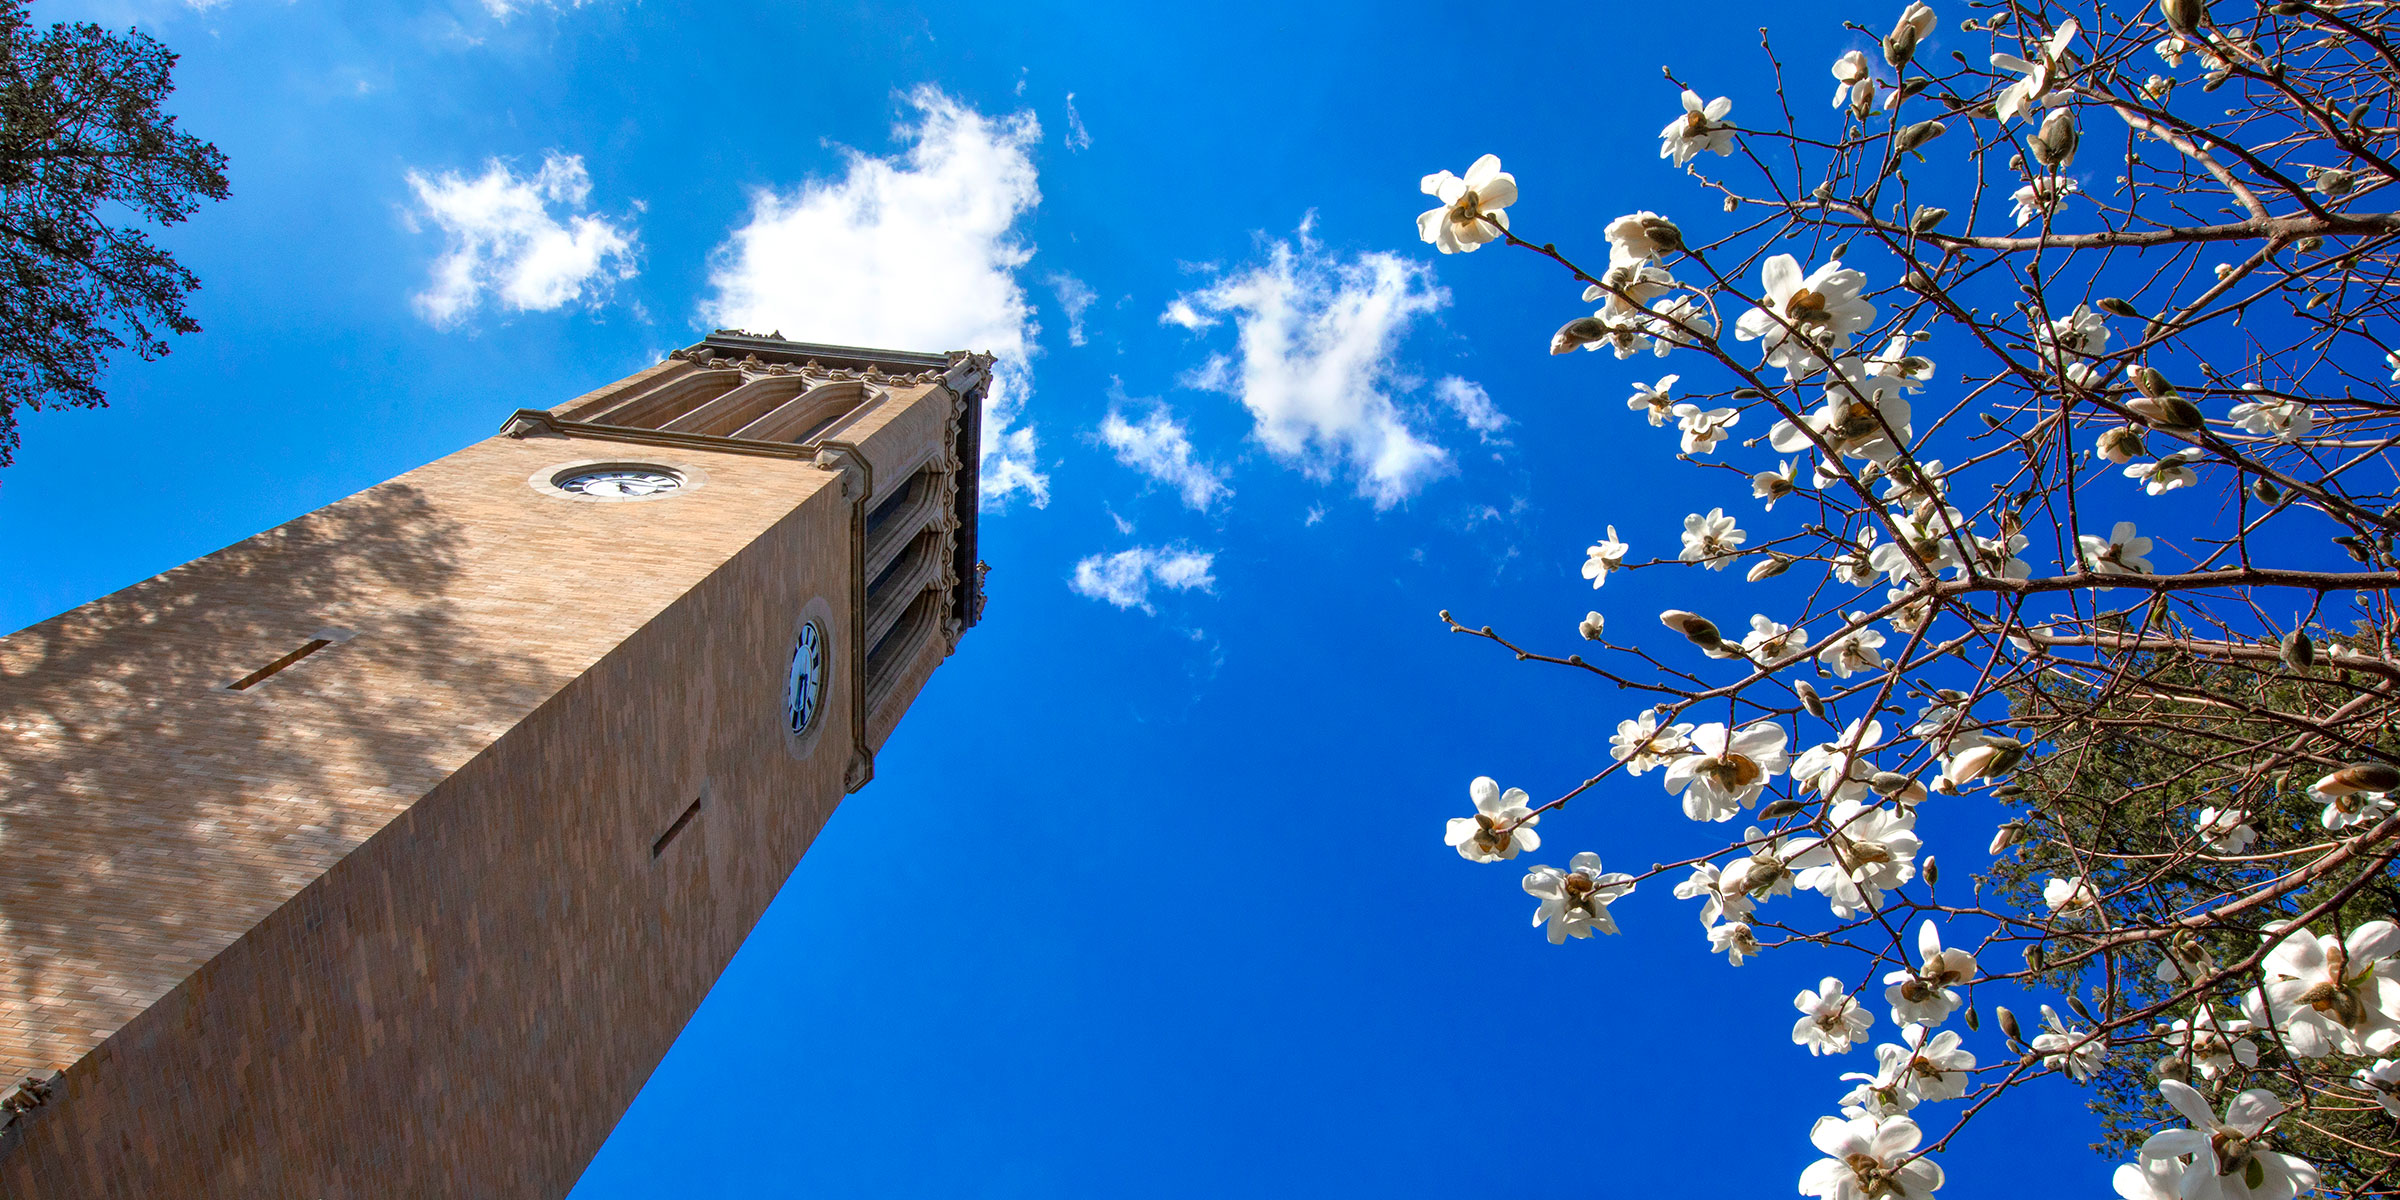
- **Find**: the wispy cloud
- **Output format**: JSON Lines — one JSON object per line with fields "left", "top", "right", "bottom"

{"left": 1164, "top": 220, "right": 1450, "bottom": 508}
{"left": 1433, "top": 376, "right": 1508, "bottom": 442}
{"left": 1069, "top": 545, "right": 1216, "bottom": 613}
{"left": 1048, "top": 272, "right": 1097, "bottom": 347}
{"left": 1063, "top": 93, "right": 1092, "bottom": 151}
{"left": 404, "top": 151, "right": 638, "bottom": 327}
{"left": 1097, "top": 398, "right": 1231, "bottom": 512}
{"left": 705, "top": 87, "right": 1049, "bottom": 507}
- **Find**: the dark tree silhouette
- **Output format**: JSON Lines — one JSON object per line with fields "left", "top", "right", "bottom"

{"left": 0, "top": 2, "right": 226, "bottom": 466}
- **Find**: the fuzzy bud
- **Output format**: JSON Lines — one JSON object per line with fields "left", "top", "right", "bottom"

{"left": 1997, "top": 1005, "right": 2024, "bottom": 1043}
{"left": 2159, "top": 0, "right": 2209, "bottom": 32}
{"left": 2097, "top": 297, "right": 2143, "bottom": 320}
{"left": 1794, "top": 680, "right": 1826, "bottom": 720}
{"left": 2313, "top": 762, "right": 2400, "bottom": 797}
{"left": 1549, "top": 316, "right": 1607, "bottom": 356}
{"left": 2130, "top": 394, "right": 2206, "bottom": 431}
{"left": 2030, "top": 109, "right": 2079, "bottom": 168}
{"left": 1910, "top": 205, "right": 1950, "bottom": 233}
{"left": 1896, "top": 119, "right": 1948, "bottom": 157}
{"left": 1923, "top": 856, "right": 1940, "bottom": 885}
{"left": 1579, "top": 611, "right": 1606, "bottom": 641}
{"left": 1746, "top": 554, "right": 1793, "bottom": 582}
{"left": 1660, "top": 610, "right": 1724, "bottom": 649}
{"left": 1757, "top": 797, "right": 1806, "bottom": 821}
{"left": 2156, "top": 1056, "right": 2193, "bottom": 1084}
{"left": 2252, "top": 477, "right": 2283, "bottom": 504}
{"left": 2133, "top": 365, "right": 2176, "bottom": 399}
{"left": 2281, "top": 628, "right": 2316, "bottom": 671}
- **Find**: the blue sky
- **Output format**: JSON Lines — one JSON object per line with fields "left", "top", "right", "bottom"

{"left": 2, "top": 0, "right": 2119, "bottom": 1193}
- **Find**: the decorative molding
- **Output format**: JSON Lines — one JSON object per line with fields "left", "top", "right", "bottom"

{"left": 495, "top": 410, "right": 818, "bottom": 461}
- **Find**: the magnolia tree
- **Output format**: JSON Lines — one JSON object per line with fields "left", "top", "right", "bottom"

{"left": 1421, "top": 1, "right": 2400, "bottom": 1196}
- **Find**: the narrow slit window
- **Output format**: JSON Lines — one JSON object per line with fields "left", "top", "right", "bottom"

{"left": 651, "top": 793, "right": 705, "bottom": 858}
{"left": 226, "top": 638, "right": 333, "bottom": 691}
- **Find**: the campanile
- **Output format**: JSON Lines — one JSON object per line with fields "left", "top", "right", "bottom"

{"left": 0, "top": 333, "right": 988, "bottom": 1196}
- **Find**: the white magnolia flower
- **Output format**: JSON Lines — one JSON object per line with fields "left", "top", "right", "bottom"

{"left": 1800, "top": 1113, "right": 1943, "bottom": 1200}
{"left": 1628, "top": 375, "right": 1679, "bottom": 425}
{"left": 1672, "top": 402, "right": 1740, "bottom": 455}
{"left": 2356, "top": 1059, "right": 2400, "bottom": 1117}
{"left": 2227, "top": 398, "right": 2312, "bottom": 442}
{"left": 1884, "top": 920, "right": 1977, "bottom": 1028}
{"left": 2388, "top": 349, "right": 2400, "bottom": 384}
{"left": 1604, "top": 210, "right": 1682, "bottom": 264}
{"left": 2320, "top": 787, "right": 2396, "bottom": 832}
{"left": 2079, "top": 520, "right": 2156, "bottom": 575}
{"left": 2196, "top": 806, "right": 2257, "bottom": 854}
{"left": 1522, "top": 852, "right": 1637, "bottom": 943}
{"left": 1835, "top": 527, "right": 1881, "bottom": 587}
{"left": 2044, "top": 874, "right": 2099, "bottom": 914}
{"left": 2248, "top": 919, "right": 2400, "bottom": 1057}
{"left": 1832, "top": 50, "right": 1872, "bottom": 107}
{"left": 1938, "top": 740, "right": 2018, "bottom": 791}
{"left": 1795, "top": 976, "right": 1875, "bottom": 1055}
{"left": 2135, "top": 1081, "right": 2320, "bottom": 1200}
{"left": 1870, "top": 508, "right": 1964, "bottom": 584}
{"left": 2033, "top": 1004, "right": 2109, "bottom": 1081}
{"left": 1741, "top": 614, "right": 1806, "bottom": 661}
{"left": 1680, "top": 507, "right": 1746, "bottom": 569}
{"left": 1865, "top": 335, "right": 1935, "bottom": 392}
{"left": 2163, "top": 1007, "right": 2260, "bottom": 1080}
{"left": 1862, "top": 1023, "right": 1978, "bottom": 1106}
{"left": 1968, "top": 530, "right": 2031, "bottom": 581}
{"left": 1735, "top": 255, "right": 1877, "bottom": 379}
{"left": 1659, "top": 89, "right": 1736, "bottom": 166}
{"left": 1673, "top": 861, "right": 1755, "bottom": 928}
{"left": 1709, "top": 920, "right": 1760, "bottom": 965}
{"left": 1991, "top": 18, "right": 2080, "bottom": 123}
{"left": 1644, "top": 296, "right": 1715, "bottom": 355}
{"left": 1664, "top": 721, "right": 1791, "bottom": 822}
{"left": 1583, "top": 525, "right": 1630, "bottom": 588}
{"left": 1584, "top": 260, "right": 1682, "bottom": 319}
{"left": 2126, "top": 452, "right": 2199, "bottom": 495}
{"left": 1753, "top": 459, "right": 1799, "bottom": 509}
{"left": 1790, "top": 801, "right": 1921, "bottom": 917}
{"left": 1719, "top": 826, "right": 1799, "bottom": 903}
{"left": 1578, "top": 611, "right": 1606, "bottom": 641}
{"left": 1817, "top": 617, "right": 1888, "bottom": 680}
{"left": 1611, "top": 708, "right": 1695, "bottom": 775}
{"left": 1773, "top": 360, "right": 1914, "bottom": 460}
{"left": 2038, "top": 301, "right": 2110, "bottom": 359}
{"left": 1417, "top": 154, "right": 1516, "bottom": 254}
{"left": 2011, "top": 176, "right": 2080, "bottom": 226}
{"left": 1446, "top": 777, "right": 1541, "bottom": 863}
{"left": 1792, "top": 719, "right": 1884, "bottom": 803}
{"left": 2154, "top": 34, "right": 2193, "bottom": 68}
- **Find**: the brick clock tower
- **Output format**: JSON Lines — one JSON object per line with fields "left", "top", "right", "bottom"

{"left": 0, "top": 334, "right": 988, "bottom": 1196}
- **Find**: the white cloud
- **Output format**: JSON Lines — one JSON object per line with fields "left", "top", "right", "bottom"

{"left": 1069, "top": 545, "right": 1217, "bottom": 613}
{"left": 404, "top": 151, "right": 638, "bottom": 327}
{"left": 1049, "top": 272, "right": 1097, "bottom": 347}
{"left": 1433, "top": 376, "right": 1508, "bottom": 441}
{"left": 1063, "top": 93, "right": 1093, "bottom": 151}
{"left": 1098, "top": 401, "right": 1231, "bottom": 511}
{"left": 705, "top": 87, "right": 1049, "bottom": 508}
{"left": 1164, "top": 221, "right": 1451, "bottom": 508}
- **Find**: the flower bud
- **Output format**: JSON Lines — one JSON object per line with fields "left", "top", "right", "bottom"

{"left": 1997, "top": 1005, "right": 2023, "bottom": 1042}
{"left": 2159, "top": 0, "right": 2209, "bottom": 32}
{"left": 2133, "top": 365, "right": 2175, "bottom": 399}
{"left": 1746, "top": 554, "right": 1793, "bottom": 582}
{"left": 2026, "top": 944, "right": 2047, "bottom": 972}
{"left": 1794, "top": 680, "right": 1826, "bottom": 720}
{"left": 2313, "top": 762, "right": 2400, "bottom": 797}
{"left": 1896, "top": 119, "right": 1948, "bottom": 157}
{"left": 2097, "top": 297, "right": 2143, "bottom": 320}
{"left": 1660, "top": 610, "right": 1723, "bottom": 648}
{"left": 2252, "top": 477, "right": 2282, "bottom": 504}
{"left": 2096, "top": 426, "right": 2147, "bottom": 464}
{"left": 1923, "top": 856, "right": 1939, "bottom": 885}
{"left": 1989, "top": 821, "right": 2024, "bottom": 854}
{"left": 2281, "top": 628, "right": 2315, "bottom": 671}
{"left": 1963, "top": 1005, "right": 1980, "bottom": 1031}
{"left": 1757, "top": 797, "right": 1805, "bottom": 821}
{"left": 2156, "top": 1056, "right": 2192, "bottom": 1083}
{"left": 1549, "top": 316, "right": 1607, "bottom": 355}
{"left": 2130, "top": 394, "right": 2206, "bottom": 431}
{"left": 2030, "top": 109, "right": 2079, "bottom": 168}
{"left": 1870, "top": 771, "right": 1919, "bottom": 797}
{"left": 1910, "top": 205, "right": 1949, "bottom": 233}
{"left": 1579, "top": 611, "right": 1606, "bottom": 641}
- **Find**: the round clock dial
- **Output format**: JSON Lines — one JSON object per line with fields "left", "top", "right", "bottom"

{"left": 785, "top": 621, "right": 825, "bottom": 735}
{"left": 556, "top": 468, "right": 684, "bottom": 499}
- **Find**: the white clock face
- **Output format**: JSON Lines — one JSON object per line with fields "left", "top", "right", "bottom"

{"left": 786, "top": 621, "right": 825, "bottom": 735}
{"left": 557, "top": 468, "right": 683, "bottom": 499}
